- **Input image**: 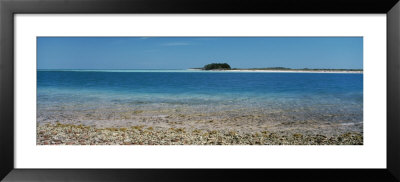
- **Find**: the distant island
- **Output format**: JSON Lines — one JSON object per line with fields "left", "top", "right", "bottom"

{"left": 203, "top": 63, "right": 231, "bottom": 70}
{"left": 190, "top": 63, "right": 363, "bottom": 73}
{"left": 231, "top": 67, "right": 363, "bottom": 72}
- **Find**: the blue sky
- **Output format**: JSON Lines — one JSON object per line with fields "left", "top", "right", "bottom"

{"left": 37, "top": 37, "right": 363, "bottom": 69}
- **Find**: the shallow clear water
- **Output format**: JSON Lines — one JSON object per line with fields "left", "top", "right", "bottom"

{"left": 37, "top": 70, "right": 363, "bottom": 124}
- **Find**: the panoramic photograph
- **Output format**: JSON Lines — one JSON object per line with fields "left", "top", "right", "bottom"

{"left": 36, "top": 37, "right": 363, "bottom": 145}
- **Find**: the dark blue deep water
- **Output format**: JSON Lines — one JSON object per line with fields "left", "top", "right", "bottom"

{"left": 37, "top": 70, "right": 363, "bottom": 123}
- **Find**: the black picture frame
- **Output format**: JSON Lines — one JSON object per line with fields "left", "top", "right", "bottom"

{"left": 1, "top": 0, "right": 399, "bottom": 181}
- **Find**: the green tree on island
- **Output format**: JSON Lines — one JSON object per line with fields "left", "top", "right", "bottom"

{"left": 203, "top": 63, "right": 231, "bottom": 70}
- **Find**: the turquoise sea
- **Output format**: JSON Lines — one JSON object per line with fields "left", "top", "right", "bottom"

{"left": 37, "top": 70, "right": 363, "bottom": 126}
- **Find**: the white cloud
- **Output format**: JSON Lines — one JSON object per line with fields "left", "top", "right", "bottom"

{"left": 161, "top": 42, "right": 191, "bottom": 46}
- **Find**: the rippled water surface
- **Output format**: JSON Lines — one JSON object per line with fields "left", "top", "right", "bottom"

{"left": 37, "top": 70, "right": 363, "bottom": 127}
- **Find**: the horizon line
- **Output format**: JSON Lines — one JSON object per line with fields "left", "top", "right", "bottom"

{"left": 37, "top": 68, "right": 364, "bottom": 70}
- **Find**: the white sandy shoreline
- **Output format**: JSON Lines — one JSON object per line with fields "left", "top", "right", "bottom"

{"left": 189, "top": 69, "right": 363, "bottom": 74}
